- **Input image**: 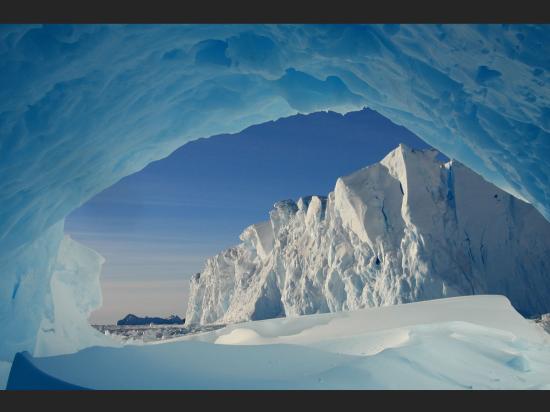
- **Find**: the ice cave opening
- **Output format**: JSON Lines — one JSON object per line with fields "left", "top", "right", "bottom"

{"left": 57, "top": 106, "right": 438, "bottom": 341}
{"left": 1, "top": 24, "right": 549, "bottom": 382}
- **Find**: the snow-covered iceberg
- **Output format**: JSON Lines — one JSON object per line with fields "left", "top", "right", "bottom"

{"left": 186, "top": 145, "right": 550, "bottom": 326}
{"left": 7, "top": 296, "right": 550, "bottom": 389}
{"left": 1, "top": 24, "right": 549, "bottom": 363}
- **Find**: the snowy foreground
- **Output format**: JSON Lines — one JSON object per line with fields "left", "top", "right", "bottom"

{"left": 7, "top": 295, "right": 550, "bottom": 390}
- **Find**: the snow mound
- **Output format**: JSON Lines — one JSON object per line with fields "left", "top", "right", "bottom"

{"left": 215, "top": 328, "right": 264, "bottom": 345}
{"left": 7, "top": 296, "right": 550, "bottom": 389}
{"left": 186, "top": 145, "right": 550, "bottom": 326}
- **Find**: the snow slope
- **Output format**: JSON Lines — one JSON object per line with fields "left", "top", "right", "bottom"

{"left": 7, "top": 296, "right": 550, "bottom": 389}
{"left": 186, "top": 145, "right": 550, "bottom": 326}
{"left": 1, "top": 24, "right": 549, "bottom": 363}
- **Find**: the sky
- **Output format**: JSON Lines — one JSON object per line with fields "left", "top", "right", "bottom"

{"left": 65, "top": 108, "right": 437, "bottom": 324}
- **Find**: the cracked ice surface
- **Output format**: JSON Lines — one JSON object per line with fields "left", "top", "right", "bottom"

{"left": 0, "top": 24, "right": 549, "bottom": 361}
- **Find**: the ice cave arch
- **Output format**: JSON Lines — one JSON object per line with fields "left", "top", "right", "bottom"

{"left": 0, "top": 24, "right": 549, "bottom": 363}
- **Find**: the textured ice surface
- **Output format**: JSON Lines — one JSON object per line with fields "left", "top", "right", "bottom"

{"left": 0, "top": 232, "right": 119, "bottom": 379}
{"left": 186, "top": 145, "right": 550, "bottom": 325}
{"left": 1, "top": 24, "right": 549, "bottom": 362}
{"left": 8, "top": 296, "right": 550, "bottom": 389}
{"left": 33, "top": 235, "right": 120, "bottom": 357}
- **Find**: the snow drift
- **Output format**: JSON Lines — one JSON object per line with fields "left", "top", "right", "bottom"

{"left": 7, "top": 296, "right": 550, "bottom": 389}
{"left": 186, "top": 145, "right": 550, "bottom": 326}
{"left": 1, "top": 24, "right": 549, "bottom": 363}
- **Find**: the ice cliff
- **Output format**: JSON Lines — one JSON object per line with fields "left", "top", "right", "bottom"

{"left": 186, "top": 145, "right": 550, "bottom": 325}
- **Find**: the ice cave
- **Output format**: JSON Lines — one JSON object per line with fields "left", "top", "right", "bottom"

{"left": 1, "top": 24, "right": 550, "bottom": 387}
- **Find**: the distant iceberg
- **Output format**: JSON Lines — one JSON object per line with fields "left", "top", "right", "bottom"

{"left": 116, "top": 314, "right": 184, "bottom": 326}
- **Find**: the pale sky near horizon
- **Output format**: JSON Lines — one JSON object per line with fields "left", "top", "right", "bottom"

{"left": 66, "top": 108, "right": 435, "bottom": 324}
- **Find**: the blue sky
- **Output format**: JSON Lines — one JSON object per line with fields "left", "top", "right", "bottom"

{"left": 66, "top": 108, "right": 436, "bottom": 324}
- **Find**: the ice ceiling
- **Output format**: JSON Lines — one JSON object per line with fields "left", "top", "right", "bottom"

{"left": 0, "top": 24, "right": 549, "bottom": 362}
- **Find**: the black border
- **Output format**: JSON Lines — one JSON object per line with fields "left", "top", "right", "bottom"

{"left": 1, "top": 0, "right": 549, "bottom": 23}
{"left": 1, "top": 388, "right": 549, "bottom": 409}
{"left": 1, "top": 0, "right": 550, "bottom": 407}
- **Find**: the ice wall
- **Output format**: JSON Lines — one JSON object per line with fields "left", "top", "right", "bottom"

{"left": 185, "top": 146, "right": 550, "bottom": 325}
{"left": 33, "top": 235, "right": 119, "bottom": 357}
{"left": 0, "top": 24, "right": 549, "bottom": 362}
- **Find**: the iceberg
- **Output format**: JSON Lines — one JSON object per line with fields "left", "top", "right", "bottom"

{"left": 186, "top": 145, "right": 550, "bottom": 326}
{"left": 0, "top": 24, "right": 549, "bottom": 363}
